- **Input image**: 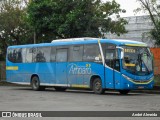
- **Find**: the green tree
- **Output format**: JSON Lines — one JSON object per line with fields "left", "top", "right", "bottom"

{"left": 0, "top": 0, "right": 33, "bottom": 60}
{"left": 135, "top": 0, "right": 160, "bottom": 45}
{"left": 27, "top": 0, "right": 127, "bottom": 42}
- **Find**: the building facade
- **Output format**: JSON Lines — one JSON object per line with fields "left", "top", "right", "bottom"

{"left": 105, "top": 15, "right": 155, "bottom": 47}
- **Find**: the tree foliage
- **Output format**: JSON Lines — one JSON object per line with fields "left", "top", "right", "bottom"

{"left": 135, "top": 0, "right": 160, "bottom": 45}
{"left": 0, "top": 0, "right": 33, "bottom": 60}
{"left": 0, "top": 0, "right": 128, "bottom": 60}
{"left": 27, "top": 0, "right": 127, "bottom": 42}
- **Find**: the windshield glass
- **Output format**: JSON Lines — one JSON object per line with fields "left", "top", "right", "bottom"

{"left": 122, "top": 46, "right": 153, "bottom": 75}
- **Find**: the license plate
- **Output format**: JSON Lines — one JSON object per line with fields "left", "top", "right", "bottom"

{"left": 138, "top": 86, "right": 144, "bottom": 89}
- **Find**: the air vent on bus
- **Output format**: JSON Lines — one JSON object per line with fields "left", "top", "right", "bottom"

{"left": 51, "top": 37, "right": 99, "bottom": 43}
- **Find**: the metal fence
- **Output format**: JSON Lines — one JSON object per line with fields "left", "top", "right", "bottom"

{"left": 0, "top": 61, "right": 6, "bottom": 81}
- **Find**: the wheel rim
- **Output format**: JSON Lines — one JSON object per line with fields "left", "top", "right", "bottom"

{"left": 33, "top": 79, "right": 38, "bottom": 89}
{"left": 95, "top": 81, "right": 101, "bottom": 91}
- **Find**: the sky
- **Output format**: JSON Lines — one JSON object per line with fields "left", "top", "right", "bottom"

{"left": 103, "top": 0, "right": 146, "bottom": 17}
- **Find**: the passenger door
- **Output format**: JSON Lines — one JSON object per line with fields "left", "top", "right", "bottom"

{"left": 105, "top": 49, "right": 115, "bottom": 89}
{"left": 56, "top": 48, "right": 68, "bottom": 85}
{"left": 105, "top": 46, "right": 121, "bottom": 89}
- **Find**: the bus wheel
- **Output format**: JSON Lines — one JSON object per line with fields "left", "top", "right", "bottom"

{"left": 119, "top": 90, "right": 130, "bottom": 95}
{"left": 31, "top": 76, "right": 45, "bottom": 91}
{"left": 54, "top": 87, "right": 66, "bottom": 91}
{"left": 93, "top": 78, "right": 104, "bottom": 94}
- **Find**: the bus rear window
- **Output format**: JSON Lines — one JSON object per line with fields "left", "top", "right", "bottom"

{"left": 7, "top": 48, "right": 25, "bottom": 63}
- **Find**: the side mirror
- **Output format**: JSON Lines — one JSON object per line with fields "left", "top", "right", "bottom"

{"left": 116, "top": 46, "right": 124, "bottom": 59}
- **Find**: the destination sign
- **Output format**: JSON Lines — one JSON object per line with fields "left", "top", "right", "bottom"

{"left": 124, "top": 49, "right": 136, "bottom": 53}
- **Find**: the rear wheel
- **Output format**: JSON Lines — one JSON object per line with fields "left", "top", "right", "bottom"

{"left": 54, "top": 87, "right": 67, "bottom": 91}
{"left": 93, "top": 78, "right": 105, "bottom": 94}
{"left": 119, "top": 90, "right": 130, "bottom": 95}
{"left": 31, "top": 76, "right": 45, "bottom": 91}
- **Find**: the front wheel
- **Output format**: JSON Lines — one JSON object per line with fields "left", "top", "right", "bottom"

{"left": 119, "top": 90, "right": 130, "bottom": 95}
{"left": 93, "top": 78, "right": 105, "bottom": 94}
{"left": 31, "top": 76, "right": 45, "bottom": 91}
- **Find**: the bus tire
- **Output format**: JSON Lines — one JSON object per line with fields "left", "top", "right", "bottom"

{"left": 119, "top": 90, "right": 130, "bottom": 95}
{"left": 54, "top": 87, "right": 67, "bottom": 91}
{"left": 93, "top": 78, "right": 105, "bottom": 94}
{"left": 31, "top": 76, "right": 45, "bottom": 91}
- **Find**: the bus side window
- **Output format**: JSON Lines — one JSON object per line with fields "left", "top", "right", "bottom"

{"left": 21, "top": 48, "right": 26, "bottom": 63}
{"left": 25, "top": 48, "right": 33, "bottom": 63}
{"left": 8, "top": 48, "right": 24, "bottom": 63}
{"left": 69, "top": 45, "right": 83, "bottom": 62}
{"left": 8, "top": 48, "right": 14, "bottom": 62}
{"left": 15, "top": 48, "right": 22, "bottom": 63}
{"left": 56, "top": 49, "right": 68, "bottom": 62}
{"left": 83, "top": 44, "right": 101, "bottom": 62}
{"left": 8, "top": 49, "right": 13, "bottom": 62}
{"left": 51, "top": 47, "right": 56, "bottom": 62}
{"left": 34, "top": 47, "right": 51, "bottom": 62}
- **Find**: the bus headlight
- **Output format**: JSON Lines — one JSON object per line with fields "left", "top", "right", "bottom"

{"left": 149, "top": 76, "right": 154, "bottom": 81}
{"left": 122, "top": 74, "right": 134, "bottom": 81}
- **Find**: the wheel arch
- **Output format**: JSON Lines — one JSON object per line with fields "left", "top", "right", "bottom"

{"left": 30, "top": 74, "right": 39, "bottom": 84}
{"left": 90, "top": 75, "right": 101, "bottom": 89}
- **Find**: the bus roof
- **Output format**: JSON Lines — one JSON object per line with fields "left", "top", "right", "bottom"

{"left": 8, "top": 38, "right": 147, "bottom": 48}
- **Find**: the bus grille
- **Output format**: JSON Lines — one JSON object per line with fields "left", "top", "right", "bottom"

{"left": 133, "top": 80, "right": 150, "bottom": 83}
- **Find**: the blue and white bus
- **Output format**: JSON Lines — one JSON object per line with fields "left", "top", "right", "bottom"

{"left": 6, "top": 38, "right": 154, "bottom": 94}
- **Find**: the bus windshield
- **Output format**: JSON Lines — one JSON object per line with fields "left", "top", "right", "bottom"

{"left": 122, "top": 46, "right": 153, "bottom": 75}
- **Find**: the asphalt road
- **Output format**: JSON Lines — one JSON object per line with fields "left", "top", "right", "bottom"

{"left": 0, "top": 86, "right": 160, "bottom": 120}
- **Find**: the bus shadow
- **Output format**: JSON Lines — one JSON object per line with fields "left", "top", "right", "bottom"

{"left": 10, "top": 86, "right": 150, "bottom": 96}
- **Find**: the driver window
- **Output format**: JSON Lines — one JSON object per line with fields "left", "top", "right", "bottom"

{"left": 105, "top": 49, "right": 115, "bottom": 68}
{"left": 106, "top": 51, "right": 114, "bottom": 60}
{"left": 105, "top": 47, "right": 120, "bottom": 71}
